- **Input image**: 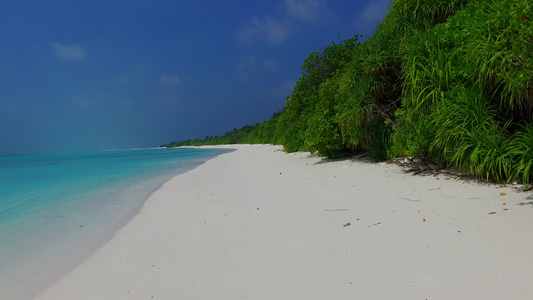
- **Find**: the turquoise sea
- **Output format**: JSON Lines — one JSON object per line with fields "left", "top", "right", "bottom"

{"left": 0, "top": 147, "right": 229, "bottom": 299}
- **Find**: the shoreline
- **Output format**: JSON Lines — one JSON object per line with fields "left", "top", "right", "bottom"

{"left": 0, "top": 148, "right": 228, "bottom": 300}
{"left": 34, "top": 144, "right": 533, "bottom": 299}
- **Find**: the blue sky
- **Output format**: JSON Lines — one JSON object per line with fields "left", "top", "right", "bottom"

{"left": 0, "top": 0, "right": 391, "bottom": 155}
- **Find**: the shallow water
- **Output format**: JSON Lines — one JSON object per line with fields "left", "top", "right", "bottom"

{"left": 0, "top": 147, "right": 230, "bottom": 299}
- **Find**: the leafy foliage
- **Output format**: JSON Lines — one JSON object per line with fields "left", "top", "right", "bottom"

{"left": 282, "top": 36, "right": 361, "bottom": 154}
{"left": 507, "top": 124, "right": 533, "bottom": 184}
{"left": 449, "top": 0, "right": 533, "bottom": 115}
{"left": 164, "top": 0, "right": 533, "bottom": 184}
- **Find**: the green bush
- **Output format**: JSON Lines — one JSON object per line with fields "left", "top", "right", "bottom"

{"left": 163, "top": 0, "right": 533, "bottom": 184}
{"left": 429, "top": 86, "right": 513, "bottom": 182}
{"left": 449, "top": 0, "right": 533, "bottom": 114}
{"left": 507, "top": 124, "right": 533, "bottom": 184}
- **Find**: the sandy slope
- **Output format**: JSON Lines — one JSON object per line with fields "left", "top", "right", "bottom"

{"left": 34, "top": 144, "right": 533, "bottom": 299}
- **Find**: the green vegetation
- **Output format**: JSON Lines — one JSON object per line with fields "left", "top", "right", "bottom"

{"left": 162, "top": 0, "right": 533, "bottom": 184}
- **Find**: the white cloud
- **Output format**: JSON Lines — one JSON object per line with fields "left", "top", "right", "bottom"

{"left": 263, "top": 59, "right": 279, "bottom": 70}
{"left": 242, "top": 79, "right": 296, "bottom": 102}
{"left": 158, "top": 74, "right": 181, "bottom": 88}
{"left": 50, "top": 42, "right": 86, "bottom": 61}
{"left": 235, "top": 55, "right": 279, "bottom": 82}
{"left": 284, "top": 0, "right": 335, "bottom": 22}
{"left": 156, "top": 75, "right": 182, "bottom": 108}
{"left": 236, "top": 55, "right": 258, "bottom": 70}
{"left": 235, "top": 0, "right": 336, "bottom": 45}
{"left": 235, "top": 55, "right": 258, "bottom": 82}
{"left": 118, "top": 64, "right": 147, "bottom": 84}
{"left": 356, "top": 0, "right": 391, "bottom": 29}
{"left": 236, "top": 16, "right": 291, "bottom": 44}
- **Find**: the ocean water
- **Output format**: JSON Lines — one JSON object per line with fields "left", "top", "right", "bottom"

{"left": 0, "top": 147, "right": 230, "bottom": 299}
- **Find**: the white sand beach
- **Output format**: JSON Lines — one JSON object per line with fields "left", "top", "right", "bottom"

{"left": 34, "top": 144, "right": 533, "bottom": 299}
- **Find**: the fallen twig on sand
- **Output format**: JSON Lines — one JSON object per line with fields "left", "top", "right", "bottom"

{"left": 399, "top": 196, "right": 422, "bottom": 202}
{"left": 324, "top": 208, "right": 350, "bottom": 212}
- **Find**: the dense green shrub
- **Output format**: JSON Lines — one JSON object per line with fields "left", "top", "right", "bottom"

{"left": 390, "top": 24, "right": 463, "bottom": 157}
{"left": 449, "top": 0, "right": 533, "bottom": 114}
{"left": 164, "top": 0, "right": 533, "bottom": 184}
{"left": 283, "top": 36, "right": 360, "bottom": 154}
{"left": 303, "top": 77, "right": 344, "bottom": 157}
{"left": 507, "top": 124, "right": 533, "bottom": 183}
{"left": 385, "top": 0, "right": 471, "bottom": 35}
{"left": 430, "top": 87, "right": 513, "bottom": 181}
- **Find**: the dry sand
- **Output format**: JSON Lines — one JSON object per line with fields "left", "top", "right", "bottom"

{"left": 34, "top": 144, "right": 533, "bottom": 299}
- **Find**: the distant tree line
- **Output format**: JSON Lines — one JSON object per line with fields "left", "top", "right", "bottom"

{"left": 162, "top": 125, "right": 260, "bottom": 147}
{"left": 163, "top": 0, "right": 533, "bottom": 184}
